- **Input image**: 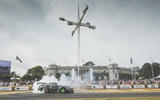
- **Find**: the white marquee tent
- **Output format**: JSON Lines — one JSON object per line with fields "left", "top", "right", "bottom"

{"left": 155, "top": 75, "right": 160, "bottom": 79}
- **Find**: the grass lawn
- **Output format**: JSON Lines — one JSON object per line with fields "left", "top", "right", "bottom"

{"left": 45, "top": 97, "right": 160, "bottom": 100}
{"left": 74, "top": 88, "right": 160, "bottom": 93}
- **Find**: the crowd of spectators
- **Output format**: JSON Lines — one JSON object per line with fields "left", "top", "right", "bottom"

{"left": 1, "top": 79, "right": 160, "bottom": 87}
{"left": 93, "top": 79, "right": 160, "bottom": 85}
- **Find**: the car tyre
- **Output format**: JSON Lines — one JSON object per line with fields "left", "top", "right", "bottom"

{"left": 59, "top": 87, "right": 66, "bottom": 94}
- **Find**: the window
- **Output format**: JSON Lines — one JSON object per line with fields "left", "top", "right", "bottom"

{"left": 113, "top": 70, "right": 114, "bottom": 73}
{"left": 115, "top": 73, "right": 117, "bottom": 78}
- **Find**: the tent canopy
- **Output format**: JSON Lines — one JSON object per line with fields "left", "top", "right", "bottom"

{"left": 155, "top": 75, "right": 160, "bottom": 79}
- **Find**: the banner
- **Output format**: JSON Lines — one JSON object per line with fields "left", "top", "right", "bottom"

{"left": 0, "top": 60, "right": 11, "bottom": 74}
{"left": 148, "top": 84, "right": 159, "bottom": 88}
{"left": 0, "top": 87, "right": 12, "bottom": 91}
{"left": 134, "top": 85, "right": 145, "bottom": 88}
{"left": 0, "top": 60, "right": 11, "bottom": 81}
{"left": 91, "top": 85, "right": 104, "bottom": 89}
{"left": 120, "top": 85, "right": 132, "bottom": 89}
{"left": 15, "top": 87, "right": 29, "bottom": 90}
{"left": 106, "top": 85, "right": 118, "bottom": 89}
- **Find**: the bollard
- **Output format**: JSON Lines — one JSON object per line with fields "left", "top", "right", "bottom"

{"left": 11, "top": 86, "right": 15, "bottom": 91}
{"left": 131, "top": 84, "right": 134, "bottom": 89}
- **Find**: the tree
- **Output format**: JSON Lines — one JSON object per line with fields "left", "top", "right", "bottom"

{"left": 21, "top": 74, "right": 34, "bottom": 81}
{"left": 10, "top": 72, "right": 20, "bottom": 78}
{"left": 139, "top": 62, "right": 160, "bottom": 79}
{"left": 10, "top": 72, "right": 20, "bottom": 82}
{"left": 83, "top": 61, "right": 95, "bottom": 66}
{"left": 21, "top": 66, "right": 45, "bottom": 81}
{"left": 139, "top": 63, "right": 152, "bottom": 79}
{"left": 152, "top": 62, "right": 160, "bottom": 77}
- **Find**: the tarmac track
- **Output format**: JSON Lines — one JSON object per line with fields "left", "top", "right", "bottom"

{"left": 0, "top": 92, "right": 160, "bottom": 100}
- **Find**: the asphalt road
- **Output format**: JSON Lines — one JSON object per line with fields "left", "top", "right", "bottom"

{"left": 0, "top": 92, "right": 160, "bottom": 100}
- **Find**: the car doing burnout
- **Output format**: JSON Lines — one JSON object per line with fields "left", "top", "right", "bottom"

{"left": 38, "top": 82, "right": 74, "bottom": 94}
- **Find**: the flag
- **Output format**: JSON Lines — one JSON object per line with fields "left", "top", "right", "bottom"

{"left": 16, "top": 56, "right": 22, "bottom": 63}
{"left": 108, "top": 58, "right": 112, "bottom": 62}
{"left": 130, "top": 57, "right": 133, "bottom": 64}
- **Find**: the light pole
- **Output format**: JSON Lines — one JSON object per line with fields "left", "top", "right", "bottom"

{"left": 151, "top": 58, "right": 154, "bottom": 80}
{"left": 59, "top": 3, "right": 96, "bottom": 78}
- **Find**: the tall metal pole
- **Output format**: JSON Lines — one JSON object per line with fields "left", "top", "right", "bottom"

{"left": 77, "top": 2, "right": 80, "bottom": 78}
{"left": 130, "top": 58, "right": 134, "bottom": 80}
{"left": 59, "top": 1, "right": 96, "bottom": 79}
{"left": 151, "top": 58, "right": 154, "bottom": 79}
{"left": 13, "top": 71, "right": 16, "bottom": 86}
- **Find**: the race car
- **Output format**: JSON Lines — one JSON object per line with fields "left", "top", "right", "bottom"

{"left": 38, "top": 82, "right": 74, "bottom": 94}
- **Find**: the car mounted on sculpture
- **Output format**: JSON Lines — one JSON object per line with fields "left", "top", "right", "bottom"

{"left": 38, "top": 82, "right": 74, "bottom": 94}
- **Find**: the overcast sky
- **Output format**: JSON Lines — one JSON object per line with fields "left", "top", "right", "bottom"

{"left": 0, "top": 0, "right": 160, "bottom": 75}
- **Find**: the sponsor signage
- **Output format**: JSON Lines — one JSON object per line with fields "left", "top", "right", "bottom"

{"left": 0, "top": 60, "right": 11, "bottom": 81}
{"left": 148, "top": 84, "right": 159, "bottom": 88}
{"left": 0, "top": 60, "right": 11, "bottom": 75}
{"left": 120, "top": 85, "right": 131, "bottom": 89}
{"left": 134, "top": 85, "right": 145, "bottom": 89}
{"left": 106, "top": 85, "right": 118, "bottom": 89}
{"left": 15, "top": 87, "right": 29, "bottom": 90}
{"left": 91, "top": 85, "right": 104, "bottom": 89}
{"left": 0, "top": 87, "right": 12, "bottom": 91}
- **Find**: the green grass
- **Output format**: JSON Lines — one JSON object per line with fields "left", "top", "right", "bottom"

{"left": 45, "top": 97, "right": 160, "bottom": 100}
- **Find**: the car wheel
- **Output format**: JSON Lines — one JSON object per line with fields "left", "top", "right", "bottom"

{"left": 45, "top": 88, "right": 49, "bottom": 93}
{"left": 59, "top": 87, "right": 66, "bottom": 94}
{"left": 70, "top": 90, "right": 73, "bottom": 94}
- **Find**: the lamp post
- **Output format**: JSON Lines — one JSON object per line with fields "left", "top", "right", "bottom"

{"left": 151, "top": 58, "right": 154, "bottom": 80}
{"left": 59, "top": 3, "right": 96, "bottom": 78}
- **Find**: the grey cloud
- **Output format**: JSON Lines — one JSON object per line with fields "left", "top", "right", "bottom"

{"left": 0, "top": 0, "right": 160, "bottom": 75}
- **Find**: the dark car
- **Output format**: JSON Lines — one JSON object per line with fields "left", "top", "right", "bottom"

{"left": 38, "top": 82, "right": 73, "bottom": 94}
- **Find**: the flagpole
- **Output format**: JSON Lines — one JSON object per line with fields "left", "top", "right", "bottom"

{"left": 77, "top": 1, "right": 80, "bottom": 79}
{"left": 13, "top": 71, "right": 16, "bottom": 86}
{"left": 130, "top": 57, "right": 134, "bottom": 80}
{"left": 59, "top": 0, "right": 96, "bottom": 80}
{"left": 151, "top": 58, "right": 154, "bottom": 80}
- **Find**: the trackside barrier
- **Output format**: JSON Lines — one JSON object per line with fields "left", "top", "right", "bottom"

{"left": 0, "top": 87, "right": 12, "bottom": 91}
{"left": 120, "top": 85, "right": 132, "bottom": 89}
{"left": 86, "top": 85, "right": 92, "bottom": 89}
{"left": 147, "top": 84, "right": 159, "bottom": 88}
{"left": 15, "top": 85, "right": 32, "bottom": 91}
{"left": 91, "top": 85, "right": 104, "bottom": 89}
{"left": 15, "top": 86, "right": 29, "bottom": 91}
{"left": 106, "top": 85, "right": 118, "bottom": 89}
{"left": 0, "top": 85, "right": 32, "bottom": 91}
{"left": 133, "top": 85, "right": 145, "bottom": 89}
{"left": 88, "top": 84, "right": 160, "bottom": 89}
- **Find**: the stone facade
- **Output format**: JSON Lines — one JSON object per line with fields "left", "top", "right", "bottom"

{"left": 46, "top": 63, "right": 139, "bottom": 81}
{"left": 108, "top": 63, "right": 119, "bottom": 80}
